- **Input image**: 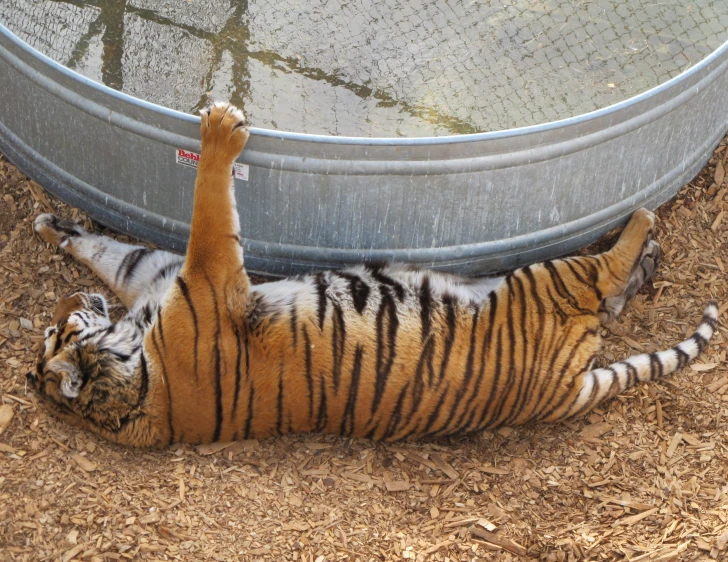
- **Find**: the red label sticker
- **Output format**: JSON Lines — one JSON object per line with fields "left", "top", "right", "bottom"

{"left": 175, "top": 149, "right": 249, "bottom": 181}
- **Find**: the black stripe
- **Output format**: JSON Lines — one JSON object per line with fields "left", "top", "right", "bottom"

{"left": 514, "top": 266, "right": 546, "bottom": 423}
{"left": 276, "top": 369, "right": 284, "bottom": 435}
{"left": 502, "top": 274, "right": 530, "bottom": 426}
{"left": 107, "top": 350, "right": 131, "bottom": 361}
{"left": 675, "top": 347, "right": 690, "bottom": 369}
{"left": 156, "top": 308, "right": 165, "bottom": 348}
{"left": 205, "top": 275, "right": 224, "bottom": 442}
{"left": 243, "top": 384, "right": 255, "bottom": 439}
{"left": 368, "top": 265, "right": 406, "bottom": 302}
{"left": 314, "top": 273, "right": 329, "bottom": 331}
{"left": 137, "top": 352, "right": 150, "bottom": 409}
{"left": 339, "top": 272, "right": 370, "bottom": 314}
{"left": 118, "top": 248, "right": 151, "bottom": 284}
{"left": 485, "top": 277, "right": 518, "bottom": 428}
{"left": 421, "top": 383, "right": 450, "bottom": 436}
{"left": 569, "top": 369, "right": 602, "bottom": 419}
{"left": 564, "top": 259, "right": 588, "bottom": 285}
{"left": 475, "top": 327, "right": 503, "bottom": 430}
{"left": 176, "top": 277, "right": 199, "bottom": 382}
{"left": 599, "top": 253, "right": 622, "bottom": 283}
{"left": 52, "top": 331, "right": 63, "bottom": 353}
{"left": 453, "top": 290, "right": 498, "bottom": 432}
{"left": 303, "top": 326, "right": 314, "bottom": 423}
{"left": 442, "top": 306, "right": 480, "bottom": 434}
{"left": 620, "top": 361, "right": 638, "bottom": 388}
{"left": 649, "top": 353, "right": 664, "bottom": 380}
{"left": 289, "top": 302, "right": 298, "bottom": 349}
{"left": 64, "top": 329, "right": 82, "bottom": 343}
{"left": 371, "top": 287, "right": 399, "bottom": 415}
{"left": 340, "top": 345, "right": 364, "bottom": 436}
{"left": 575, "top": 258, "right": 602, "bottom": 301}
{"left": 401, "top": 337, "right": 435, "bottom": 432}
{"left": 151, "top": 329, "right": 174, "bottom": 445}
{"left": 692, "top": 332, "right": 708, "bottom": 350}
{"left": 231, "top": 324, "right": 243, "bottom": 417}
{"left": 331, "top": 304, "right": 346, "bottom": 394}
{"left": 316, "top": 376, "right": 328, "bottom": 432}
{"left": 436, "top": 294, "right": 457, "bottom": 386}
{"left": 382, "top": 381, "right": 410, "bottom": 441}
{"left": 538, "top": 328, "right": 599, "bottom": 421}
{"left": 525, "top": 303, "right": 576, "bottom": 422}
{"left": 151, "top": 261, "right": 184, "bottom": 284}
{"left": 419, "top": 275, "right": 432, "bottom": 341}
{"left": 49, "top": 215, "right": 82, "bottom": 237}
{"left": 544, "top": 261, "right": 592, "bottom": 314}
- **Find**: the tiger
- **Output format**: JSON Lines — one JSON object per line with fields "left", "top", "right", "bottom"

{"left": 27, "top": 102, "right": 718, "bottom": 448}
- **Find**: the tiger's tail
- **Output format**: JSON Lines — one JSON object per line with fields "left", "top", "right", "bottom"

{"left": 564, "top": 301, "right": 719, "bottom": 420}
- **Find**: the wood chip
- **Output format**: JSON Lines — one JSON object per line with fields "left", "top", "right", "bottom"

{"left": 666, "top": 433, "right": 683, "bottom": 458}
{"left": 60, "top": 545, "right": 84, "bottom": 562}
{"left": 430, "top": 453, "right": 459, "bottom": 480}
{"left": 690, "top": 362, "right": 718, "bottom": 372}
{"left": 71, "top": 453, "right": 97, "bottom": 472}
{"left": 715, "top": 160, "right": 725, "bottom": 185}
{"left": 470, "top": 527, "right": 528, "bottom": 556}
{"left": 384, "top": 480, "right": 411, "bottom": 492}
{"left": 479, "top": 465, "right": 509, "bottom": 475}
{"left": 477, "top": 518, "right": 497, "bottom": 532}
{"left": 0, "top": 404, "right": 13, "bottom": 433}
{"left": 195, "top": 441, "right": 235, "bottom": 455}
{"left": 717, "top": 530, "right": 728, "bottom": 551}
{"left": 581, "top": 422, "right": 613, "bottom": 439}
{"left": 711, "top": 210, "right": 724, "bottom": 231}
{"left": 613, "top": 507, "right": 659, "bottom": 527}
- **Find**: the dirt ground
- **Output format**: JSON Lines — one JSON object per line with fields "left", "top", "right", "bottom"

{"left": 0, "top": 139, "right": 727, "bottom": 562}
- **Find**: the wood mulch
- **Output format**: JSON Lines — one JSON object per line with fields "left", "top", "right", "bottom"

{"left": 0, "top": 137, "right": 726, "bottom": 562}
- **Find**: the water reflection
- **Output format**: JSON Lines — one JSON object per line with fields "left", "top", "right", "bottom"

{"left": 2, "top": 0, "right": 728, "bottom": 136}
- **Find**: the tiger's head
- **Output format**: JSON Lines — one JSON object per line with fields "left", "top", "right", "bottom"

{"left": 27, "top": 292, "right": 148, "bottom": 436}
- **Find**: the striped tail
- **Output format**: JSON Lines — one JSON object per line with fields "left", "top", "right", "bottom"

{"left": 566, "top": 301, "right": 719, "bottom": 419}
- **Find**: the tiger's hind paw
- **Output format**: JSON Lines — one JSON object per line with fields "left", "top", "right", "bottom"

{"left": 34, "top": 214, "right": 87, "bottom": 248}
{"left": 199, "top": 101, "right": 249, "bottom": 165}
{"left": 599, "top": 236, "right": 661, "bottom": 322}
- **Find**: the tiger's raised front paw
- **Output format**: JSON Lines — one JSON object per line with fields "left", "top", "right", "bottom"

{"left": 34, "top": 214, "right": 87, "bottom": 248}
{"left": 199, "top": 101, "right": 249, "bottom": 166}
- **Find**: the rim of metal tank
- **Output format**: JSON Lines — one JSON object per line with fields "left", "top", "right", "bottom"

{"left": 2, "top": 20, "right": 728, "bottom": 145}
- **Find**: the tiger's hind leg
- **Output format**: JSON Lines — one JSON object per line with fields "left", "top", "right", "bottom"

{"left": 34, "top": 214, "right": 184, "bottom": 309}
{"left": 593, "top": 208, "right": 661, "bottom": 322}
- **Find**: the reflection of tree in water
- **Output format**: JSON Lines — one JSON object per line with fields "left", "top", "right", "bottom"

{"left": 47, "top": 0, "right": 479, "bottom": 134}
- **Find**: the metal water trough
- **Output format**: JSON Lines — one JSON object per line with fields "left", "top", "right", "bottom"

{"left": 1, "top": 22, "right": 728, "bottom": 276}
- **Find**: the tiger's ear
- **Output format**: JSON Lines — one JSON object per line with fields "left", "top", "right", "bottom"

{"left": 46, "top": 358, "right": 83, "bottom": 398}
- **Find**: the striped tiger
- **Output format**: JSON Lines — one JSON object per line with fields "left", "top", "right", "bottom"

{"left": 28, "top": 102, "right": 718, "bottom": 448}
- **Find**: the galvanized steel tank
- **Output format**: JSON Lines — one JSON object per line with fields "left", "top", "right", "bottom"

{"left": 1, "top": 13, "right": 728, "bottom": 276}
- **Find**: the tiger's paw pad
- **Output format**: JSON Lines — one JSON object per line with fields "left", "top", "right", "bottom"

{"left": 34, "top": 214, "right": 86, "bottom": 248}
{"left": 199, "top": 101, "right": 249, "bottom": 162}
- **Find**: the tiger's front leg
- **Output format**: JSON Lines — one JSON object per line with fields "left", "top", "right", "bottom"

{"left": 182, "top": 102, "right": 251, "bottom": 315}
{"left": 34, "top": 213, "right": 183, "bottom": 309}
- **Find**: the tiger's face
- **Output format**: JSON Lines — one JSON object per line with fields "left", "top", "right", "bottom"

{"left": 26, "top": 292, "right": 142, "bottom": 432}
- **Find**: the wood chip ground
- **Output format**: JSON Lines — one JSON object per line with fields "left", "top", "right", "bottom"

{"left": 1, "top": 138, "right": 727, "bottom": 561}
